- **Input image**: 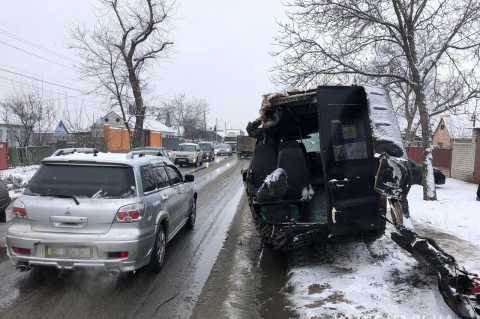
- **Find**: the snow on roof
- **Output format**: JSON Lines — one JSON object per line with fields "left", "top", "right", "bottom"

{"left": 144, "top": 117, "right": 175, "bottom": 133}
{"left": 43, "top": 151, "right": 132, "bottom": 165}
{"left": 128, "top": 115, "right": 175, "bottom": 134}
{"left": 42, "top": 150, "right": 172, "bottom": 166}
{"left": 433, "top": 114, "right": 474, "bottom": 139}
{"left": 93, "top": 111, "right": 176, "bottom": 134}
{"left": 54, "top": 120, "right": 82, "bottom": 134}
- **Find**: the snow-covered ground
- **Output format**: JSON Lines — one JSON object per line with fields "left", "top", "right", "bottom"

{"left": 409, "top": 181, "right": 480, "bottom": 249}
{"left": 0, "top": 165, "right": 39, "bottom": 199}
{"left": 285, "top": 178, "right": 479, "bottom": 318}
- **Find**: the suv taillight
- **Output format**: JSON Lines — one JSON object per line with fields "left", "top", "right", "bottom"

{"left": 12, "top": 200, "right": 28, "bottom": 219}
{"left": 115, "top": 203, "right": 144, "bottom": 223}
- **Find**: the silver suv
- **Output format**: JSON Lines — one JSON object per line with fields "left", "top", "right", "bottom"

{"left": 171, "top": 143, "right": 203, "bottom": 167}
{"left": 6, "top": 148, "right": 197, "bottom": 274}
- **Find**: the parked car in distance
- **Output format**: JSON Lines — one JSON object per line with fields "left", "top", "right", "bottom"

{"left": 6, "top": 148, "right": 197, "bottom": 274}
{"left": 198, "top": 141, "right": 215, "bottom": 162}
{"left": 216, "top": 144, "right": 232, "bottom": 156}
{"left": 0, "top": 179, "right": 11, "bottom": 223}
{"left": 131, "top": 146, "right": 170, "bottom": 159}
{"left": 408, "top": 159, "right": 446, "bottom": 185}
{"left": 171, "top": 143, "right": 203, "bottom": 167}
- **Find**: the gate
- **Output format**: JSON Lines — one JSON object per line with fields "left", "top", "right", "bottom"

{"left": 406, "top": 146, "right": 452, "bottom": 176}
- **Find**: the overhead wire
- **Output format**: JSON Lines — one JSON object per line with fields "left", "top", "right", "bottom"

{"left": 0, "top": 67, "right": 88, "bottom": 93}
{"left": 0, "top": 29, "right": 118, "bottom": 113}
{"left": 0, "top": 28, "right": 80, "bottom": 65}
{"left": 0, "top": 40, "right": 76, "bottom": 70}
{"left": 0, "top": 77, "right": 107, "bottom": 108}
{"left": 0, "top": 63, "right": 94, "bottom": 89}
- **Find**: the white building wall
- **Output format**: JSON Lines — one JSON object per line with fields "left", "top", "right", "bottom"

{"left": 451, "top": 138, "right": 476, "bottom": 182}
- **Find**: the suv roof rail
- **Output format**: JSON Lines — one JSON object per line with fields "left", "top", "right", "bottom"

{"left": 126, "top": 150, "right": 167, "bottom": 159}
{"left": 53, "top": 148, "right": 99, "bottom": 157}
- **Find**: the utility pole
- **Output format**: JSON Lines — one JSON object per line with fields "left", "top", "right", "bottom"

{"left": 204, "top": 111, "right": 207, "bottom": 131}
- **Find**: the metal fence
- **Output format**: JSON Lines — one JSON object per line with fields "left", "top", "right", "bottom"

{"left": 406, "top": 146, "right": 453, "bottom": 177}
{"left": 8, "top": 146, "right": 56, "bottom": 167}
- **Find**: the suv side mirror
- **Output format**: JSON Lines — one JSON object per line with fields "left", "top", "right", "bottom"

{"left": 185, "top": 174, "right": 194, "bottom": 182}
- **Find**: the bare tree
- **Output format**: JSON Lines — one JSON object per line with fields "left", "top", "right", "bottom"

{"left": 69, "top": 0, "right": 175, "bottom": 148}
{"left": 0, "top": 82, "right": 57, "bottom": 148}
{"left": 273, "top": 0, "right": 480, "bottom": 200}
{"left": 59, "top": 103, "right": 107, "bottom": 150}
{"left": 157, "top": 93, "right": 210, "bottom": 141}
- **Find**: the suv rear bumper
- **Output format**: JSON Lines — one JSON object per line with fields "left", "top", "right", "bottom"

{"left": 6, "top": 227, "right": 155, "bottom": 272}
{"left": 174, "top": 158, "right": 197, "bottom": 165}
{"left": 202, "top": 153, "right": 213, "bottom": 160}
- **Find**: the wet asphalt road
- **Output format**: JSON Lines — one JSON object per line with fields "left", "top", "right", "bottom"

{"left": 0, "top": 155, "right": 251, "bottom": 319}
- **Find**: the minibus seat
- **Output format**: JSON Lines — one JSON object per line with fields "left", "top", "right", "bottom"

{"left": 251, "top": 144, "right": 277, "bottom": 193}
{"left": 277, "top": 141, "right": 309, "bottom": 200}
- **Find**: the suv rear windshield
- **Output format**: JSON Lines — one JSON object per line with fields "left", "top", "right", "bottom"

{"left": 25, "top": 164, "right": 136, "bottom": 199}
{"left": 177, "top": 145, "right": 195, "bottom": 152}
{"left": 198, "top": 143, "right": 212, "bottom": 151}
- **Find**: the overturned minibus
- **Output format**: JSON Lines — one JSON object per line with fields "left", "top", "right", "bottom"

{"left": 242, "top": 85, "right": 407, "bottom": 249}
{"left": 242, "top": 85, "right": 480, "bottom": 318}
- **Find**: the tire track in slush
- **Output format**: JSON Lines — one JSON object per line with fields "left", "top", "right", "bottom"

{"left": 149, "top": 158, "right": 248, "bottom": 318}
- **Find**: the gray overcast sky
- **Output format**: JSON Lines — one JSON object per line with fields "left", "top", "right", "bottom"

{"left": 0, "top": 0, "right": 287, "bottom": 132}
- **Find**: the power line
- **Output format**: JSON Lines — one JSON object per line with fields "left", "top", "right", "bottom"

{"left": 0, "top": 67, "right": 88, "bottom": 93}
{"left": 0, "top": 70, "right": 128, "bottom": 108}
{"left": 0, "top": 63, "right": 90, "bottom": 91}
{"left": 0, "top": 77, "right": 108, "bottom": 107}
{"left": 0, "top": 28, "right": 79, "bottom": 65}
{"left": 0, "top": 40, "right": 76, "bottom": 70}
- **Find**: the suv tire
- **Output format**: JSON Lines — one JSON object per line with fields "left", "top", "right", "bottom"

{"left": 185, "top": 200, "right": 196, "bottom": 230}
{"left": 150, "top": 224, "right": 166, "bottom": 272}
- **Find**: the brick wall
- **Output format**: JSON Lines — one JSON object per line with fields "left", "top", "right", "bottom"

{"left": 104, "top": 125, "right": 130, "bottom": 152}
{"left": 103, "top": 125, "right": 164, "bottom": 152}
{"left": 451, "top": 139, "right": 476, "bottom": 182}
{"left": 432, "top": 123, "right": 452, "bottom": 147}
{"left": 149, "top": 131, "right": 162, "bottom": 147}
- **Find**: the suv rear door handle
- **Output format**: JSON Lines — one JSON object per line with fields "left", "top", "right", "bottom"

{"left": 161, "top": 194, "right": 168, "bottom": 200}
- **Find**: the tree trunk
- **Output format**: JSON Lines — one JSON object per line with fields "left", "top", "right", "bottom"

{"left": 416, "top": 85, "right": 437, "bottom": 200}
{"left": 404, "top": 14, "right": 437, "bottom": 201}
{"left": 125, "top": 60, "right": 144, "bottom": 149}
